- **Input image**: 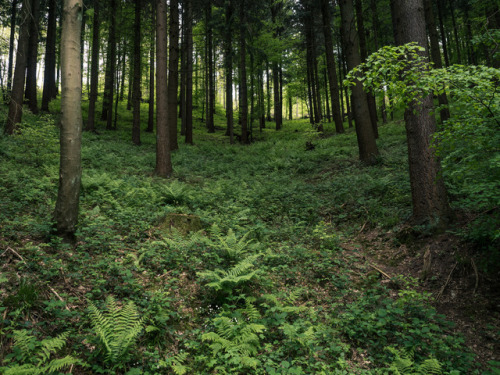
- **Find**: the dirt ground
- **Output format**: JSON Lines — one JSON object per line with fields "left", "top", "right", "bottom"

{"left": 347, "top": 221, "right": 500, "bottom": 370}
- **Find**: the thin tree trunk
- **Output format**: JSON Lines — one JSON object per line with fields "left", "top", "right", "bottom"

{"left": 423, "top": 0, "right": 450, "bottom": 123}
{"left": 206, "top": 4, "right": 215, "bottom": 133}
{"left": 25, "top": 0, "right": 40, "bottom": 114}
{"left": 224, "top": 0, "right": 234, "bottom": 143}
{"left": 266, "top": 61, "right": 271, "bottom": 121}
{"left": 185, "top": 0, "right": 193, "bottom": 145}
{"left": 42, "top": 0, "right": 58, "bottom": 111}
{"left": 54, "top": 0, "right": 83, "bottom": 241}
{"left": 102, "top": 0, "right": 117, "bottom": 123}
{"left": 132, "top": 0, "right": 142, "bottom": 145}
{"left": 448, "top": 0, "right": 461, "bottom": 64}
{"left": 323, "top": 67, "right": 330, "bottom": 122}
{"left": 321, "top": 0, "right": 344, "bottom": 133}
{"left": 5, "top": 0, "right": 31, "bottom": 134}
{"left": 85, "top": 0, "right": 100, "bottom": 132}
{"left": 155, "top": 0, "right": 172, "bottom": 177}
{"left": 239, "top": 0, "right": 248, "bottom": 143}
{"left": 147, "top": 1, "right": 155, "bottom": 133}
{"left": 6, "top": 0, "right": 18, "bottom": 102}
{"left": 436, "top": 0, "right": 450, "bottom": 67}
{"left": 339, "top": 0, "right": 379, "bottom": 164}
{"left": 168, "top": 0, "right": 180, "bottom": 150}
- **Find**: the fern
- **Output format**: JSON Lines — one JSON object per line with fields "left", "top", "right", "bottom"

{"left": 214, "top": 227, "right": 254, "bottom": 260}
{"left": 202, "top": 301, "right": 265, "bottom": 370}
{"left": 198, "top": 254, "right": 261, "bottom": 294}
{"left": 386, "top": 347, "right": 442, "bottom": 374}
{"left": 88, "top": 296, "right": 144, "bottom": 365}
{"left": 1, "top": 330, "right": 83, "bottom": 375}
{"left": 159, "top": 352, "right": 190, "bottom": 375}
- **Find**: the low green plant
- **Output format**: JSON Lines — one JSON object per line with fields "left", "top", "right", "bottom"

{"left": 1, "top": 330, "right": 84, "bottom": 374}
{"left": 87, "top": 296, "right": 145, "bottom": 368}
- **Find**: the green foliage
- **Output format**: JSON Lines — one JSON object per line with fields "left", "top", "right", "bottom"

{"left": 385, "top": 347, "right": 444, "bottom": 375}
{"left": 87, "top": 296, "right": 145, "bottom": 367}
{"left": 1, "top": 330, "right": 83, "bottom": 374}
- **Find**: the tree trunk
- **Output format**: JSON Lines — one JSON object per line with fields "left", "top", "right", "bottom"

{"left": 239, "top": 0, "right": 248, "bottom": 143}
{"left": 132, "top": 0, "right": 142, "bottom": 145}
{"left": 393, "top": 0, "right": 451, "bottom": 228}
{"left": 423, "top": 0, "right": 450, "bottom": 123}
{"left": 5, "top": 0, "right": 31, "bottom": 135}
{"left": 168, "top": 0, "right": 180, "bottom": 150}
{"left": 355, "top": 0, "right": 378, "bottom": 138}
{"left": 147, "top": 1, "right": 155, "bottom": 133}
{"left": 101, "top": 0, "right": 117, "bottom": 123}
{"left": 155, "top": 0, "right": 172, "bottom": 177}
{"left": 6, "top": 0, "right": 18, "bottom": 102}
{"left": 321, "top": 0, "right": 344, "bottom": 133}
{"left": 436, "top": 0, "right": 450, "bottom": 67}
{"left": 85, "top": 0, "right": 100, "bottom": 132}
{"left": 224, "top": 0, "right": 234, "bottom": 143}
{"left": 266, "top": 61, "right": 271, "bottom": 122}
{"left": 370, "top": 0, "right": 387, "bottom": 124}
{"left": 25, "top": 0, "right": 40, "bottom": 114}
{"left": 323, "top": 67, "right": 330, "bottom": 122}
{"left": 205, "top": 4, "right": 214, "bottom": 133}
{"left": 42, "top": 0, "right": 58, "bottom": 111}
{"left": 271, "top": 3, "right": 282, "bottom": 130}
{"left": 54, "top": 0, "right": 83, "bottom": 241}
{"left": 185, "top": 0, "right": 193, "bottom": 145}
{"left": 339, "top": 0, "right": 379, "bottom": 164}
{"left": 448, "top": 0, "right": 461, "bottom": 64}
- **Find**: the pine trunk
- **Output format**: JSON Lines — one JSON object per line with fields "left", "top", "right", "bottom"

{"left": 224, "top": 0, "right": 234, "bottom": 143}
{"left": 25, "top": 0, "right": 40, "bottom": 114}
{"left": 168, "top": 0, "right": 180, "bottom": 150}
{"left": 42, "top": 0, "right": 58, "bottom": 111}
{"left": 132, "top": 0, "right": 142, "bottom": 145}
{"left": 85, "top": 0, "right": 100, "bottom": 132}
{"left": 185, "top": 0, "right": 193, "bottom": 145}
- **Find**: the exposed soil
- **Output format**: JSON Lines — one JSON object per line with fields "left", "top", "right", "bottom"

{"left": 345, "top": 219, "right": 500, "bottom": 370}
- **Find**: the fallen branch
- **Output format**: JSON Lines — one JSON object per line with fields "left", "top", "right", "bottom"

{"left": 369, "top": 264, "right": 392, "bottom": 279}
{"left": 48, "top": 286, "right": 71, "bottom": 311}
{"left": 436, "top": 262, "right": 458, "bottom": 301}
{"left": 1, "top": 246, "right": 26, "bottom": 264}
{"left": 471, "top": 258, "right": 479, "bottom": 295}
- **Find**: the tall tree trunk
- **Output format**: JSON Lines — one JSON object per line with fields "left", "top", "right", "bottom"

{"left": 25, "top": 0, "right": 40, "bottom": 114}
{"left": 339, "top": 0, "right": 379, "bottom": 164}
{"left": 393, "top": 0, "right": 451, "bottom": 227}
{"left": 6, "top": 0, "right": 18, "bottom": 102}
{"left": 147, "top": 1, "right": 155, "bottom": 133}
{"left": 239, "top": 0, "right": 248, "bottom": 143}
{"left": 370, "top": 0, "right": 387, "bottom": 124}
{"left": 312, "top": 45, "right": 322, "bottom": 124}
{"left": 168, "top": 0, "right": 180, "bottom": 150}
{"left": 132, "top": 0, "right": 142, "bottom": 145}
{"left": 323, "top": 67, "right": 330, "bottom": 122}
{"left": 266, "top": 62, "right": 271, "bottom": 122}
{"left": 5, "top": 0, "right": 31, "bottom": 134}
{"left": 448, "top": 0, "right": 461, "bottom": 64}
{"left": 42, "top": 0, "right": 58, "bottom": 111}
{"left": 155, "top": 0, "right": 172, "bottom": 177}
{"left": 423, "top": 0, "right": 450, "bottom": 123}
{"left": 205, "top": 4, "right": 215, "bottom": 133}
{"left": 436, "top": 0, "right": 450, "bottom": 67}
{"left": 224, "top": 0, "right": 234, "bottom": 143}
{"left": 185, "top": 0, "right": 193, "bottom": 145}
{"left": 321, "top": 0, "right": 344, "bottom": 133}
{"left": 54, "top": 0, "right": 83, "bottom": 241}
{"left": 101, "top": 0, "right": 117, "bottom": 123}
{"left": 271, "top": 2, "right": 282, "bottom": 130}
{"left": 355, "top": 0, "right": 378, "bottom": 138}
{"left": 85, "top": 0, "right": 100, "bottom": 132}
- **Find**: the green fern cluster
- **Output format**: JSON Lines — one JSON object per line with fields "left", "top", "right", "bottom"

{"left": 88, "top": 296, "right": 144, "bottom": 366}
{"left": 386, "top": 347, "right": 445, "bottom": 375}
{"left": 1, "top": 330, "right": 83, "bottom": 375}
{"left": 202, "top": 300, "right": 265, "bottom": 371}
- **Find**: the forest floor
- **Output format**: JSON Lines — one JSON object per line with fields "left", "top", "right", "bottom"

{"left": 0, "top": 102, "right": 499, "bottom": 374}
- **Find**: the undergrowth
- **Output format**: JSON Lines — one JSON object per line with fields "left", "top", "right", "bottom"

{"left": 0, "top": 100, "right": 489, "bottom": 374}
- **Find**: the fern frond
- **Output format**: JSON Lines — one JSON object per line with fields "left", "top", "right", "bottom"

{"left": 41, "top": 356, "right": 82, "bottom": 374}
{"left": 37, "top": 332, "right": 69, "bottom": 365}
{"left": 419, "top": 358, "right": 442, "bottom": 374}
{"left": 3, "top": 364, "right": 41, "bottom": 375}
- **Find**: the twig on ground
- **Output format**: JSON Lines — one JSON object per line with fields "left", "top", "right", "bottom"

{"left": 48, "top": 286, "right": 71, "bottom": 311}
{"left": 436, "top": 262, "right": 458, "bottom": 301}
{"left": 369, "top": 264, "right": 392, "bottom": 279}
{"left": 1, "top": 246, "right": 26, "bottom": 264}
{"left": 471, "top": 258, "right": 479, "bottom": 295}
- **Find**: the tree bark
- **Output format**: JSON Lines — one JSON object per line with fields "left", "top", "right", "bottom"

{"left": 205, "top": 4, "right": 215, "bottom": 133}
{"left": 25, "top": 0, "right": 40, "bottom": 114}
{"left": 168, "top": 0, "right": 180, "bottom": 150}
{"left": 239, "top": 0, "right": 248, "bottom": 143}
{"left": 6, "top": 0, "right": 18, "bottom": 102}
{"left": 185, "top": 0, "right": 193, "bottom": 145}
{"left": 436, "top": 0, "right": 450, "bottom": 67}
{"left": 132, "top": 0, "right": 142, "bottom": 145}
{"left": 54, "top": 0, "right": 83, "bottom": 241}
{"left": 321, "top": 0, "right": 344, "bottom": 133}
{"left": 5, "top": 0, "right": 31, "bottom": 135}
{"left": 101, "top": 0, "right": 117, "bottom": 124}
{"left": 224, "top": 0, "right": 234, "bottom": 143}
{"left": 147, "top": 1, "right": 155, "bottom": 133}
{"left": 339, "top": 0, "right": 379, "bottom": 164}
{"left": 271, "top": 2, "right": 282, "bottom": 130}
{"left": 42, "top": 0, "right": 58, "bottom": 111}
{"left": 423, "top": 0, "right": 450, "bottom": 123}
{"left": 85, "top": 0, "right": 100, "bottom": 132}
{"left": 393, "top": 0, "right": 451, "bottom": 227}
{"left": 155, "top": 0, "right": 172, "bottom": 177}
{"left": 355, "top": 0, "right": 378, "bottom": 138}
